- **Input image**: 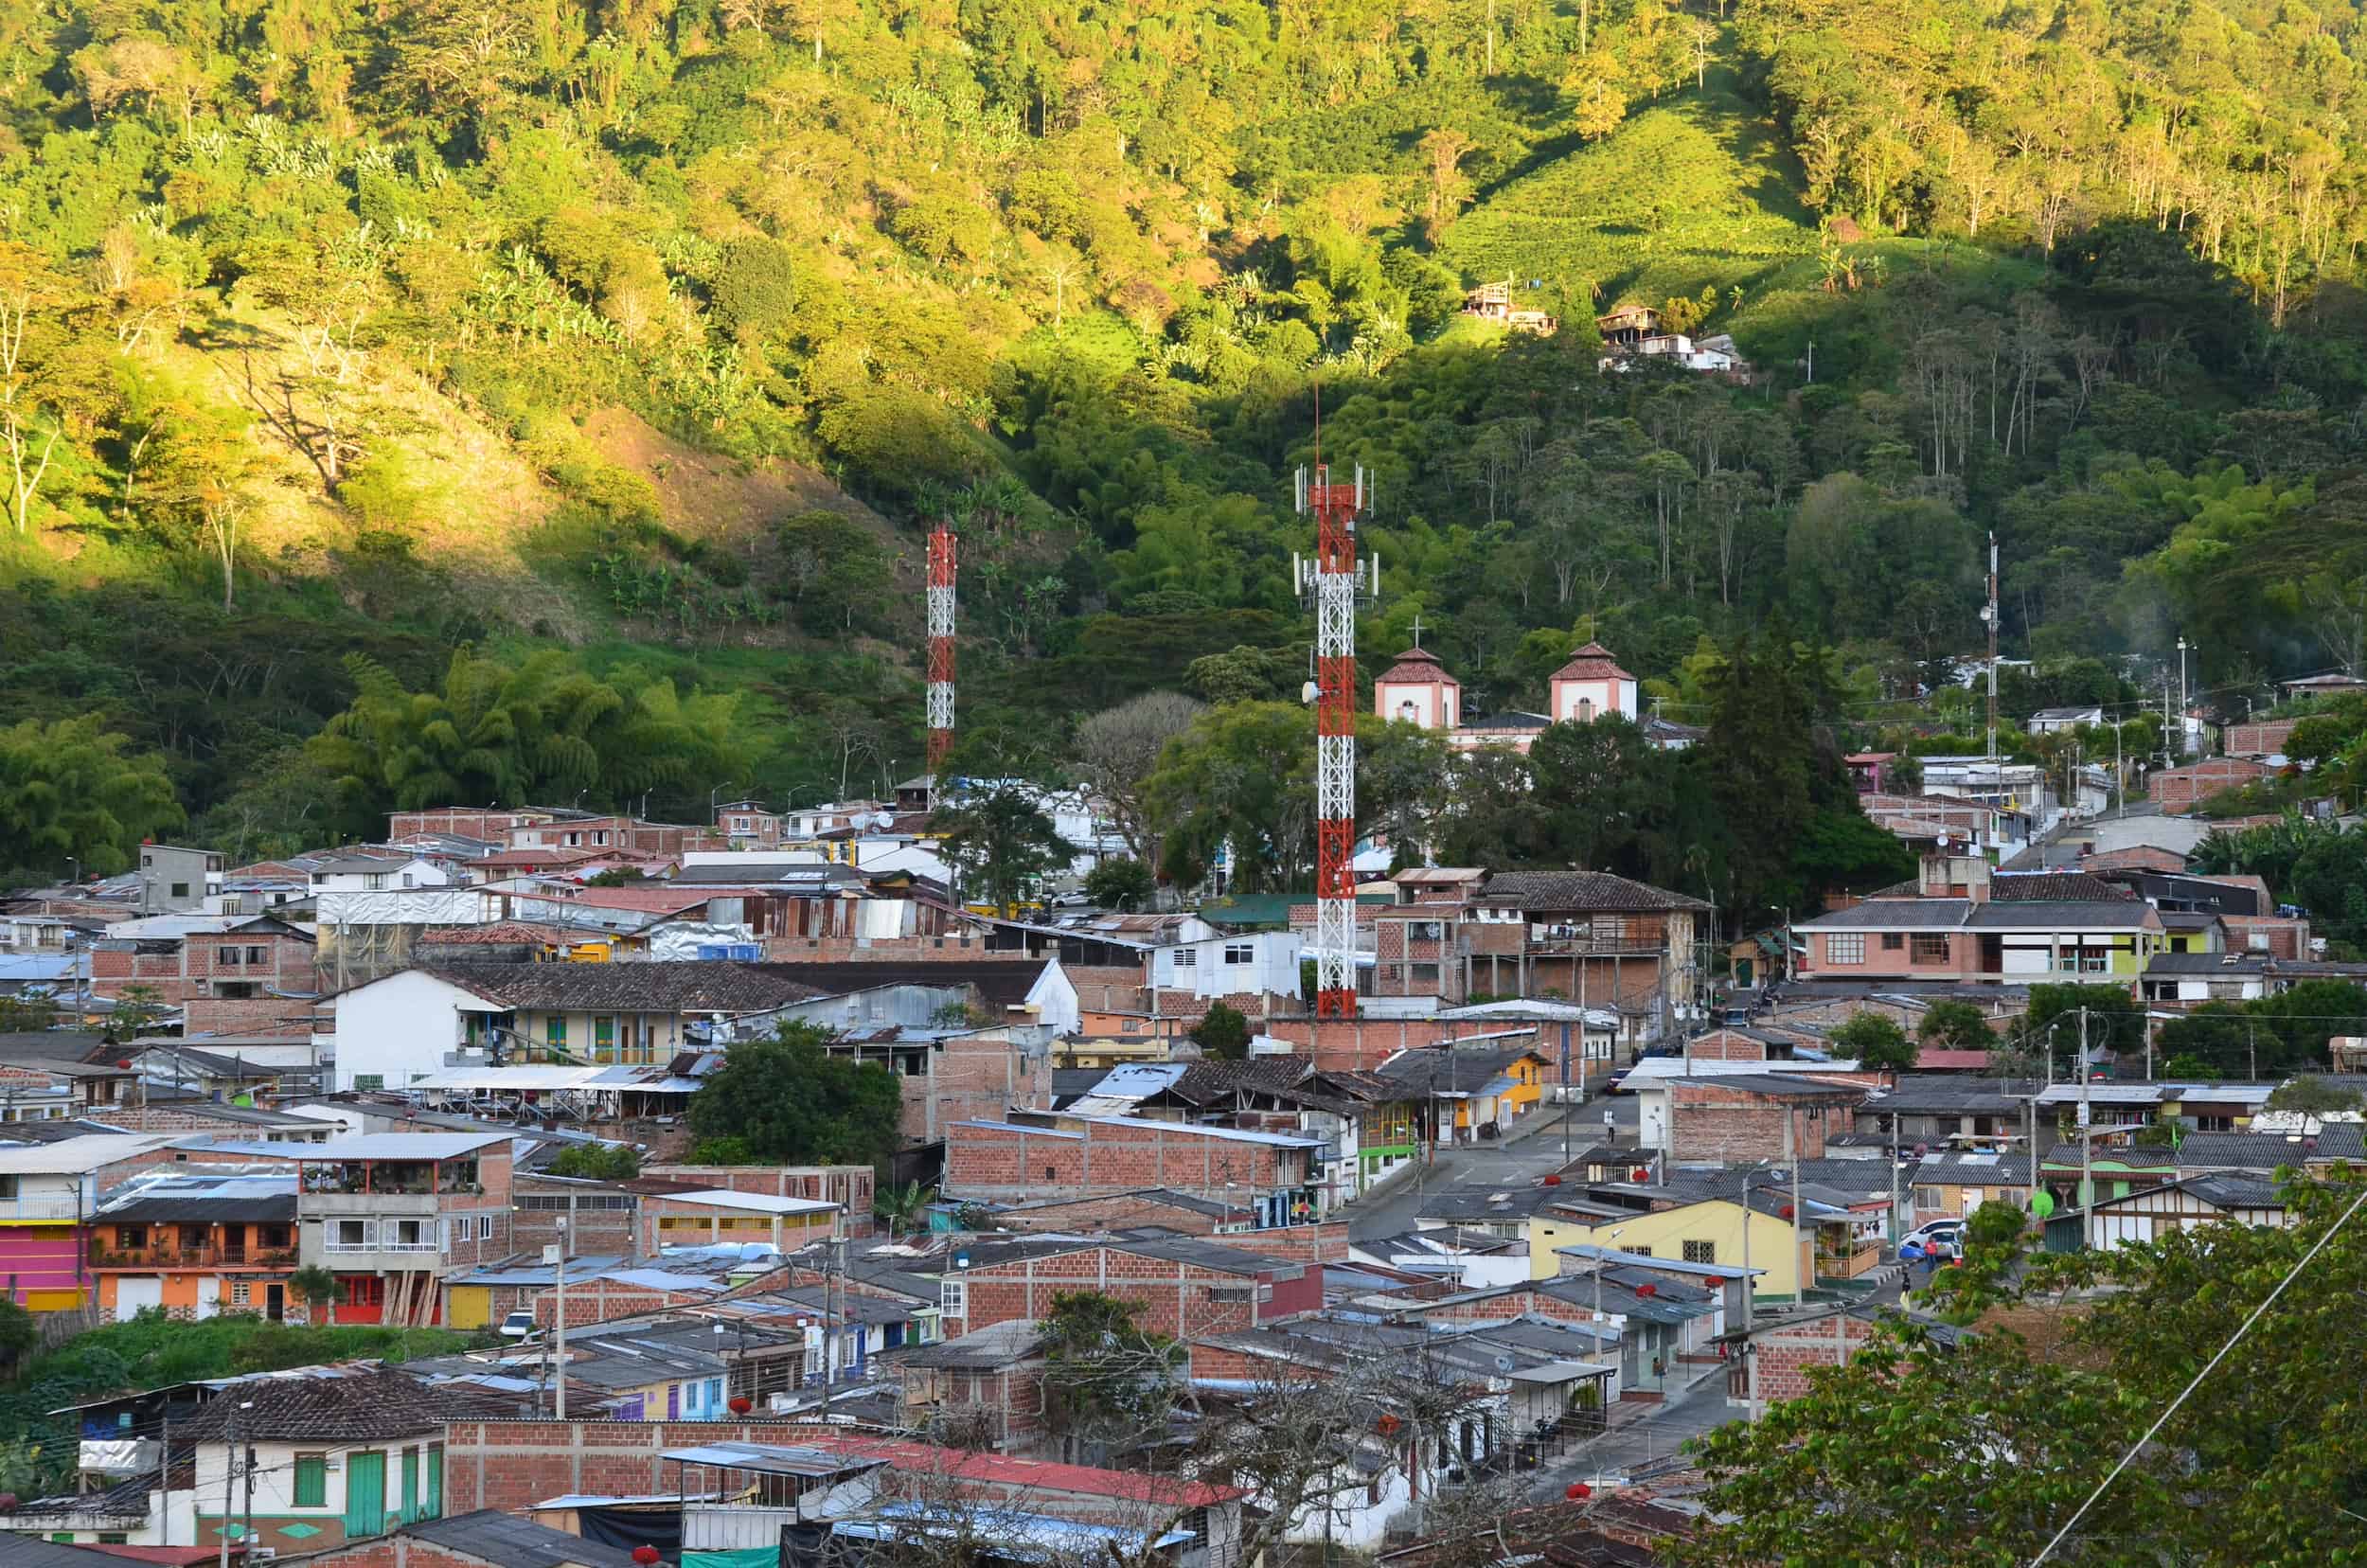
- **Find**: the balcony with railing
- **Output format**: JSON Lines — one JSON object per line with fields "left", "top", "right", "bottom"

{"left": 0, "top": 1192, "right": 87, "bottom": 1223}
{"left": 90, "top": 1235, "right": 300, "bottom": 1271}
{"left": 1816, "top": 1235, "right": 1884, "bottom": 1280}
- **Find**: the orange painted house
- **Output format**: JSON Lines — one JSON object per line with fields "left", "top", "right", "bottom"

{"left": 91, "top": 1171, "right": 304, "bottom": 1323}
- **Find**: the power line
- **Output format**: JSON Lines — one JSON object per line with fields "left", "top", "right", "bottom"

{"left": 2028, "top": 1178, "right": 2367, "bottom": 1564}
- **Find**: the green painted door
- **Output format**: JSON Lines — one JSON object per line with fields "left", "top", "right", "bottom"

{"left": 426, "top": 1445, "right": 443, "bottom": 1519}
{"left": 400, "top": 1448, "right": 418, "bottom": 1523}
{"left": 344, "top": 1451, "right": 385, "bottom": 1539}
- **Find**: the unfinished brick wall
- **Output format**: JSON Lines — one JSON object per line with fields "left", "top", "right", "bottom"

{"left": 1685, "top": 1030, "right": 1771, "bottom": 1062}
{"left": 943, "top": 1119, "right": 1301, "bottom": 1203}
{"left": 1737, "top": 1312, "right": 1874, "bottom": 1409}
{"left": 511, "top": 1177, "right": 639, "bottom": 1259}
{"left": 2221, "top": 720, "right": 2299, "bottom": 759}
{"left": 2150, "top": 758, "right": 2269, "bottom": 812}
{"left": 530, "top": 1278, "right": 712, "bottom": 1327}
{"left": 89, "top": 928, "right": 316, "bottom": 1037}
{"left": 955, "top": 1246, "right": 1306, "bottom": 1339}
{"left": 641, "top": 1163, "right": 874, "bottom": 1234}
{"left": 2220, "top": 914, "right": 2310, "bottom": 960}
{"left": 1670, "top": 1084, "right": 1841, "bottom": 1163}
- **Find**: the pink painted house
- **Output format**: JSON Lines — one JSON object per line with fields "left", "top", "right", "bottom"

{"left": 1796, "top": 854, "right": 2165, "bottom": 986}
{"left": 0, "top": 1135, "right": 175, "bottom": 1311}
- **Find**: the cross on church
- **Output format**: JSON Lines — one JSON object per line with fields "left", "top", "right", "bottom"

{"left": 1410, "top": 613, "right": 1424, "bottom": 648}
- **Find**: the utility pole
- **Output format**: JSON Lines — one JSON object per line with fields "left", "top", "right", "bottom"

{"left": 553, "top": 1217, "right": 570, "bottom": 1421}
{"left": 1789, "top": 1118, "right": 1804, "bottom": 1301}
{"left": 1737, "top": 1171, "right": 1753, "bottom": 1330}
{"left": 1888, "top": 1108, "right": 1901, "bottom": 1251}
{"left": 2177, "top": 635, "right": 2190, "bottom": 760}
{"left": 159, "top": 1415, "right": 170, "bottom": 1547}
{"left": 1984, "top": 531, "right": 1999, "bottom": 764}
{"left": 2025, "top": 1091, "right": 2039, "bottom": 1212}
{"left": 2077, "top": 1008, "right": 2092, "bottom": 1215}
{"left": 218, "top": 1402, "right": 248, "bottom": 1568}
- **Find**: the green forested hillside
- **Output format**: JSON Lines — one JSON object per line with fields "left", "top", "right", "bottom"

{"left": 4, "top": 0, "right": 2367, "bottom": 886}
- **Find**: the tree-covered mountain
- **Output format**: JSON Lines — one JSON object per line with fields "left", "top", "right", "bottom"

{"left": 3, "top": 0, "right": 2366, "bottom": 883}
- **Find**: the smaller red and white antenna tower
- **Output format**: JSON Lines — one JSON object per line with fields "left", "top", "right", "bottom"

{"left": 925, "top": 516, "right": 957, "bottom": 800}
{"left": 1293, "top": 432, "right": 1378, "bottom": 1021}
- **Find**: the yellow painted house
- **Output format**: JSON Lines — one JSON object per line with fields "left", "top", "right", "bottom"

{"left": 1378, "top": 1042, "right": 1551, "bottom": 1142}
{"left": 1531, "top": 1194, "right": 1818, "bottom": 1303}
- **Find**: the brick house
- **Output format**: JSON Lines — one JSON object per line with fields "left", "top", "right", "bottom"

{"left": 1720, "top": 1306, "right": 1969, "bottom": 1419}
{"left": 2220, "top": 719, "right": 2300, "bottom": 759}
{"left": 1669, "top": 1073, "right": 1868, "bottom": 1164}
{"left": 90, "top": 914, "right": 316, "bottom": 1036}
{"left": 258, "top": 1131, "right": 518, "bottom": 1326}
{"left": 2149, "top": 757, "right": 2270, "bottom": 812}
{"left": 897, "top": 1319, "right": 1050, "bottom": 1451}
{"left": 510, "top": 1172, "right": 639, "bottom": 1258}
{"left": 636, "top": 1163, "right": 875, "bottom": 1234}
{"left": 505, "top": 814, "right": 704, "bottom": 856}
{"left": 942, "top": 1115, "right": 1324, "bottom": 1219}
{"left": 1795, "top": 858, "right": 2165, "bottom": 984}
{"left": 944, "top": 1232, "right": 1319, "bottom": 1341}
{"left": 1462, "top": 871, "right": 1709, "bottom": 1042}
{"left": 387, "top": 807, "right": 553, "bottom": 843}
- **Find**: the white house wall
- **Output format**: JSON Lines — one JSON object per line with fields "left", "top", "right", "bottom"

{"left": 333, "top": 971, "right": 494, "bottom": 1091}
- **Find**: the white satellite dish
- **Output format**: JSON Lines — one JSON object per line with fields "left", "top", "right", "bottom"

{"left": 1494, "top": 1352, "right": 1516, "bottom": 1374}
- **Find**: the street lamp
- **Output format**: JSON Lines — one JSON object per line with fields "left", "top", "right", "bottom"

{"left": 2176, "top": 637, "right": 2190, "bottom": 758}
{"left": 709, "top": 781, "right": 739, "bottom": 822}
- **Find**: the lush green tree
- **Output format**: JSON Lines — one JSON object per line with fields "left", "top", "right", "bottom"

{"left": 0, "top": 717, "right": 183, "bottom": 883}
{"left": 1040, "top": 1291, "right": 1184, "bottom": 1464}
{"left": 1685, "top": 1174, "right": 2367, "bottom": 1563}
{"left": 1082, "top": 856, "right": 1156, "bottom": 911}
{"left": 1190, "top": 1001, "right": 1252, "bottom": 1061}
{"left": 1830, "top": 1010, "right": 1918, "bottom": 1071}
{"left": 687, "top": 1023, "right": 903, "bottom": 1168}
{"left": 1917, "top": 999, "right": 1997, "bottom": 1050}
{"left": 2161, "top": 1053, "right": 2220, "bottom": 1080}
{"left": 2024, "top": 984, "right": 2150, "bottom": 1073}
{"left": 2264, "top": 1076, "right": 2365, "bottom": 1116}
{"left": 931, "top": 784, "right": 1070, "bottom": 913}
{"left": 307, "top": 650, "right": 744, "bottom": 831}
{"left": 542, "top": 1144, "right": 642, "bottom": 1181}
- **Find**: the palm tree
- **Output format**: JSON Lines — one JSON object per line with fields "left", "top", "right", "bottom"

{"left": 874, "top": 1181, "right": 934, "bottom": 1237}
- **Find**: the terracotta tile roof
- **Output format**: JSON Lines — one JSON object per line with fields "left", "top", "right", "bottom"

{"left": 1550, "top": 641, "right": 1633, "bottom": 682}
{"left": 172, "top": 1369, "right": 526, "bottom": 1442}
{"left": 1475, "top": 870, "right": 1708, "bottom": 912}
{"left": 419, "top": 961, "right": 822, "bottom": 1012}
{"left": 1377, "top": 646, "right": 1458, "bottom": 685}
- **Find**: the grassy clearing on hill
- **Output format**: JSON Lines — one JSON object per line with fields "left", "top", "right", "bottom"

{"left": 1440, "top": 71, "right": 1819, "bottom": 310}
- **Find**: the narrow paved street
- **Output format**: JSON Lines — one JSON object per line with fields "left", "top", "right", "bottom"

{"left": 1345, "top": 1097, "right": 1642, "bottom": 1239}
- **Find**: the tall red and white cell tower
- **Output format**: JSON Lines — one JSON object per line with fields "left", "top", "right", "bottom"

{"left": 925, "top": 518, "right": 957, "bottom": 790}
{"left": 1295, "top": 457, "right": 1378, "bottom": 1020}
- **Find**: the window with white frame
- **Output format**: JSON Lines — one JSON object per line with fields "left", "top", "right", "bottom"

{"left": 941, "top": 1279, "right": 967, "bottom": 1316}
{"left": 1826, "top": 933, "right": 1866, "bottom": 964}
{"left": 1223, "top": 943, "right": 1254, "bottom": 965}
{"left": 1173, "top": 948, "right": 1195, "bottom": 970}
{"left": 477, "top": 1214, "right": 494, "bottom": 1240}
